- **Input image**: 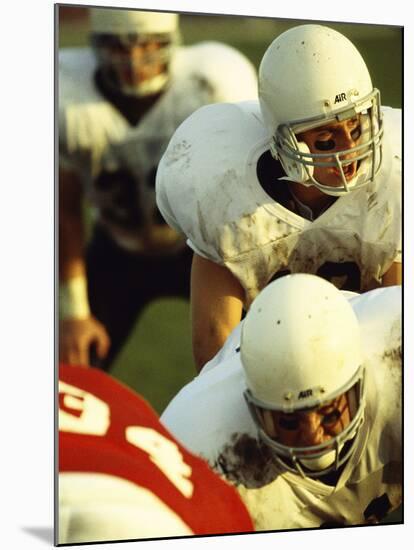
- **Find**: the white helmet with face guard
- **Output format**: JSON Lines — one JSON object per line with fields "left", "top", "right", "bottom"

{"left": 241, "top": 274, "right": 366, "bottom": 478}
{"left": 90, "top": 8, "right": 180, "bottom": 97}
{"left": 258, "top": 24, "right": 383, "bottom": 196}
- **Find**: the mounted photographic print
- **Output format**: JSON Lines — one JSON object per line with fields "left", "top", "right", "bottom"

{"left": 56, "top": 2, "right": 402, "bottom": 545}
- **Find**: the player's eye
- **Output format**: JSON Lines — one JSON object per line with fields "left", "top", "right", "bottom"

{"left": 321, "top": 409, "right": 341, "bottom": 426}
{"left": 314, "top": 138, "right": 336, "bottom": 151}
{"left": 278, "top": 415, "right": 300, "bottom": 431}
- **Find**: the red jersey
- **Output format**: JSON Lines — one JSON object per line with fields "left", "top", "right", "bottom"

{"left": 58, "top": 364, "right": 253, "bottom": 541}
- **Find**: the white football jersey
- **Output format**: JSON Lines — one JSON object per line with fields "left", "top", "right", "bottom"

{"left": 59, "top": 43, "right": 258, "bottom": 250}
{"left": 156, "top": 101, "right": 401, "bottom": 302}
{"left": 161, "top": 286, "right": 402, "bottom": 530}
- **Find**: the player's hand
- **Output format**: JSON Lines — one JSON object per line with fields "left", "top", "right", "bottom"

{"left": 59, "top": 316, "right": 111, "bottom": 367}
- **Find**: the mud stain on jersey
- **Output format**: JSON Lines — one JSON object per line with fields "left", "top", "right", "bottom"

{"left": 214, "top": 433, "right": 280, "bottom": 489}
{"left": 382, "top": 317, "right": 402, "bottom": 372}
{"left": 216, "top": 169, "right": 240, "bottom": 221}
{"left": 367, "top": 192, "right": 378, "bottom": 211}
{"left": 382, "top": 345, "right": 402, "bottom": 370}
{"left": 165, "top": 139, "right": 192, "bottom": 168}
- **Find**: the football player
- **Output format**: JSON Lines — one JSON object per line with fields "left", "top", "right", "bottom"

{"left": 161, "top": 274, "right": 402, "bottom": 530}
{"left": 58, "top": 8, "right": 258, "bottom": 369}
{"left": 156, "top": 24, "right": 402, "bottom": 371}
{"left": 58, "top": 364, "right": 254, "bottom": 544}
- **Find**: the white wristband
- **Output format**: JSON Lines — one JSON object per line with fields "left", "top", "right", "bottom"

{"left": 59, "top": 276, "right": 91, "bottom": 320}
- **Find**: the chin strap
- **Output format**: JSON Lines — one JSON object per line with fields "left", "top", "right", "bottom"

{"left": 278, "top": 170, "right": 370, "bottom": 198}
{"left": 278, "top": 176, "right": 312, "bottom": 185}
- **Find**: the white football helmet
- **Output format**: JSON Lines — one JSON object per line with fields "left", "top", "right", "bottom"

{"left": 90, "top": 8, "right": 180, "bottom": 97}
{"left": 241, "top": 274, "right": 366, "bottom": 478}
{"left": 259, "top": 25, "right": 383, "bottom": 196}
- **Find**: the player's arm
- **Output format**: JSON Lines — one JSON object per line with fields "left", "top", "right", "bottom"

{"left": 190, "top": 253, "right": 245, "bottom": 372}
{"left": 381, "top": 261, "right": 402, "bottom": 286}
{"left": 59, "top": 165, "right": 110, "bottom": 365}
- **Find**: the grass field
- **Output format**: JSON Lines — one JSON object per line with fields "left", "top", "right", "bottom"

{"left": 58, "top": 7, "right": 402, "bottom": 414}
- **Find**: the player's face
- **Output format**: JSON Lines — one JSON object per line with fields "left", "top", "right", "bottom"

{"left": 262, "top": 393, "right": 351, "bottom": 449}
{"left": 106, "top": 36, "right": 167, "bottom": 88}
{"left": 298, "top": 116, "right": 363, "bottom": 189}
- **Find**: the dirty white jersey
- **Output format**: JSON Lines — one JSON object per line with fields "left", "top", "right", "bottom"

{"left": 160, "top": 286, "right": 402, "bottom": 530}
{"left": 59, "top": 43, "right": 257, "bottom": 251}
{"left": 156, "top": 101, "right": 401, "bottom": 303}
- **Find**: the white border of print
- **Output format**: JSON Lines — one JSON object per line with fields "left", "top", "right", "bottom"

{"left": 2, "top": 0, "right": 411, "bottom": 549}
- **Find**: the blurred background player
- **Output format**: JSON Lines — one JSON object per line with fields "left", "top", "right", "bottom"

{"left": 58, "top": 364, "right": 254, "bottom": 544}
{"left": 156, "top": 24, "right": 402, "bottom": 371}
{"left": 161, "top": 274, "right": 402, "bottom": 530}
{"left": 58, "top": 7, "right": 258, "bottom": 369}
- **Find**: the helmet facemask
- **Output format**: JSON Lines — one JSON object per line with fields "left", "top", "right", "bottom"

{"left": 244, "top": 365, "right": 366, "bottom": 478}
{"left": 271, "top": 89, "right": 383, "bottom": 196}
{"left": 92, "top": 31, "right": 178, "bottom": 97}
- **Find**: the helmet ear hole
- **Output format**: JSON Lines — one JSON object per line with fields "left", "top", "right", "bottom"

{"left": 279, "top": 140, "right": 313, "bottom": 183}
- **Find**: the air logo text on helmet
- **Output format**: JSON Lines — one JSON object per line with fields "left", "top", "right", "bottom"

{"left": 298, "top": 389, "right": 313, "bottom": 399}
{"left": 334, "top": 92, "right": 347, "bottom": 104}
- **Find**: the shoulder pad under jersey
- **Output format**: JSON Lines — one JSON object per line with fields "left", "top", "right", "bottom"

{"left": 350, "top": 285, "right": 401, "bottom": 363}
{"left": 172, "top": 41, "right": 258, "bottom": 103}
{"left": 161, "top": 350, "right": 256, "bottom": 462}
{"left": 59, "top": 47, "right": 101, "bottom": 107}
{"left": 350, "top": 286, "right": 402, "bottom": 463}
{"left": 381, "top": 106, "right": 401, "bottom": 156}
{"left": 156, "top": 100, "right": 268, "bottom": 260}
